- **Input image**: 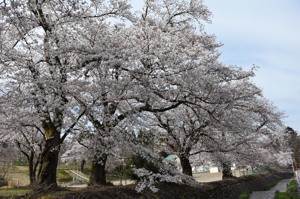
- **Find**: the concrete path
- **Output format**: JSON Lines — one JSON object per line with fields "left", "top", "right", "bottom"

{"left": 249, "top": 179, "right": 290, "bottom": 199}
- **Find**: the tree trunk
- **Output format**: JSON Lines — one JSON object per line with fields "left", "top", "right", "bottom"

{"left": 28, "top": 151, "right": 36, "bottom": 186}
{"left": 37, "top": 134, "right": 61, "bottom": 188}
{"left": 80, "top": 159, "right": 86, "bottom": 172}
{"left": 179, "top": 155, "right": 193, "bottom": 176}
{"left": 222, "top": 162, "right": 233, "bottom": 179}
{"left": 89, "top": 155, "right": 107, "bottom": 185}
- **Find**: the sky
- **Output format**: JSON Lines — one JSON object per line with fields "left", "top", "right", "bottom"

{"left": 203, "top": 0, "right": 300, "bottom": 132}
{"left": 129, "top": 0, "right": 300, "bottom": 132}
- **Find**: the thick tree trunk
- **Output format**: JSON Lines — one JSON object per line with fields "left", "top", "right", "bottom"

{"left": 179, "top": 155, "right": 193, "bottom": 176}
{"left": 222, "top": 162, "right": 233, "bottom": 179}
{"left": 38, "top": 146, "right": 60, "bottom": 187}
{"left": 89, "top": 155, "right": 107, "bottom": 185}
{"left": 38, "top": 134, "right": 61, "bottom": 188}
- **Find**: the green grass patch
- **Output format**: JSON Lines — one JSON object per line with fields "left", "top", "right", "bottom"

{"left": 0, "top": 188, "right": 30, "bottom": 196}
{"left": 238, "top": 191, "right": 250, "bottom": 199}
{"left": 57, "top": 170, "right": 73, "bottom": 183}
{"left": 275, "top": 191, "right": 287, "bottom": 199}
{"left": 81, "top": 168, "right": 91, "bottom": 177}
{"left": 57, "top": 163, "right": 78, "bottom": 170}
{"left": 275, "top": 179, "right": 300, "bottom": 199}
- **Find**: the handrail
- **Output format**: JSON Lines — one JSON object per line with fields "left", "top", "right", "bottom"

{"left": 69, "top": 170, "right": 89, "bottom": 181}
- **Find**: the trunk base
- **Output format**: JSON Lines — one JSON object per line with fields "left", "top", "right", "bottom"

{"left": 179, "top": 155, "right": 193, "bottom": 177}
{"left": 222, "top": 163, "right": 233, "bottom": 179}
{"left": 89, "top": 155, "right": 108, "bottom": 186}
{"left": 37, "top": 136, "right": 60, "bottom": 188}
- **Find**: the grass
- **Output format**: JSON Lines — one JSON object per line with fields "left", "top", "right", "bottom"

{"left": 57, "top": 170, "right": 73, "bottom": 183}
{"left": 58, "top": 163, "right": 91, "bottom": 177}
{"left": 275, "top": 191, "right": 287, "bottom": 199}
{"left": 5, "top": 166, "right": 30, "bottom": 186}
{"left": 0, "top": 187, "right": 30, "bottom": 196}
{"left": 3, "top": 164, "right": 81, "bottom": 187}
{"left": 238, "top": 191, "right": 250, "bottom": 199}
{"left": 275, "top": 179, "right": 300, "bottom": 199}
{"left": 57, "top": 163, "right": 79, "bottom": 170}
{"left": 57, "top": 163, "right": 91, "bottom": 183}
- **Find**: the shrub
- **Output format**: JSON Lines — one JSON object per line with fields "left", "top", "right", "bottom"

{"left": 121, "top": 155, "right": 160, "bottom": 180}
{"left": 238, "top": 191, "right": 250, "bottom": 199}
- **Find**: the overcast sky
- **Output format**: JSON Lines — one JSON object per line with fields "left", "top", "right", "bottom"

{"left": 204, "top": 0, "right": 300, "bottom": 132}
{"left": 130, "top": 0, "right": 300, "bottom": 132}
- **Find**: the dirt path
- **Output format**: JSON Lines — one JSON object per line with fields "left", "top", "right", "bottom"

{"left": 194, "top": 172, "right": 222, "bottom": 182}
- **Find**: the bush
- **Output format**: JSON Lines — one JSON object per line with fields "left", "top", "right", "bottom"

{"left": 119, "top": 155, "right": 160, "bottom": 180}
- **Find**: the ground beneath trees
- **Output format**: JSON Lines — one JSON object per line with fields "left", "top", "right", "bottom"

{"left": 0, "top": 171, "right": 293, "bottom": 199}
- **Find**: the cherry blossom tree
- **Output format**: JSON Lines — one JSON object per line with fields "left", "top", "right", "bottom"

{"left": 0, "top": 0, "right": 132, "bottom": 188}
{"left": 0, "top": 140, "right": 18, "bottom": 180}
{"left": 147, "top": 62, "right": 285, "bottom": 179}
{"left": 199, "top": 95, "right": 286, "bottom": 178}
{"left": 0, "top": 94, "right": 43, "bottom": 185}
{"left": 0, "top": 0, "right": 287, "bottom": 192}
{"left": 55, "top": 0, "right": 217, "bottom": 186}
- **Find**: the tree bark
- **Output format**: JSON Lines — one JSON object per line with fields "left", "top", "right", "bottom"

{"left": 179, "top": 155, "right": 193, "bottom": 176}
{"left": 222, "top": 162, "right": 233, "bottom": 179}
{"left": 80, "top": 159, "right": 86, "bottom": 172}
{"left": 28, "top": 151, "right": 36, "bottom": 186}
{"left": 89, "top": 155, "right": 107, "bottom": 185}
{"left": 37, "top": 125, "right": 61, "bottom": 188}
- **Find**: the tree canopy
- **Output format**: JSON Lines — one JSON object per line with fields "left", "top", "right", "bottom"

{"left": 0, "top": 0, "right": 290, "bottom": 192}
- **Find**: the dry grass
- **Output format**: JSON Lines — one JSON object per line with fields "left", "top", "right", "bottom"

{"left": 6, "top": 166, "right": 30, "bottom": 186}
{"left": 5, "top": 165, "right": 75, "bottom": 187}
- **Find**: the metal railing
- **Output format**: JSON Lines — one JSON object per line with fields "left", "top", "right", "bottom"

{"left": 68, "top": 170, "right": 89, "bottom": 183}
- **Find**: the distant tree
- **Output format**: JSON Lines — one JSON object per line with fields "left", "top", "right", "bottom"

{"left": 0, "top": 107, "right": 44, "bottom": 185}
{"left": 285, "top": 127, "right": 300, "bottom": 168}
{"left": 0, "top": 141, "right": 17, "bottom": 179}
{"left": 14, "top": 128, "right": 44, "bottom": 186}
